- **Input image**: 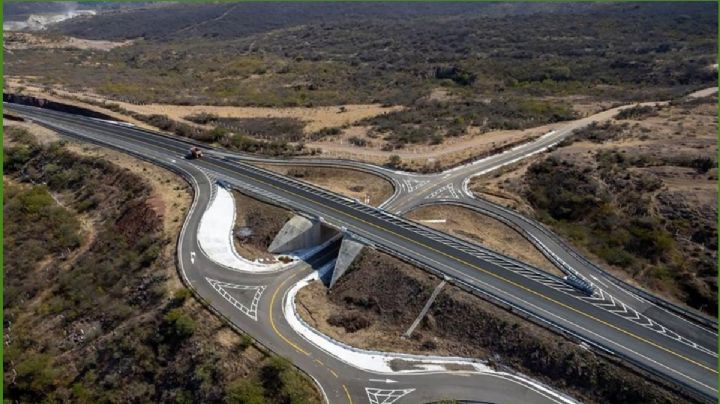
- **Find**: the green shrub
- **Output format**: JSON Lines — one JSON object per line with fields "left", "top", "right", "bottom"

{"left": 224, "top": 379, "right": 266, "bottom": 404}
{"left": 162, "top": 308, "right": 197, "bottom": 343}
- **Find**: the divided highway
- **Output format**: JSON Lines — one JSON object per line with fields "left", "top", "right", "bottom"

{"left": 6, "top": 102, "right": 718, "bottom": 403}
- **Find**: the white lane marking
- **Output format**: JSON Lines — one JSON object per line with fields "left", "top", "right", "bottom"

{"left": 589, "top": 275, "right": 608, "bottom": 288}
{"left": 190, "top": 251, "right": 196, "bottom": 264}
{"left": 281, "top": 211, "right": 716, "bottom": 394}
{"left": 369, "top": 378, "right": 398, "bottom": 384}
{"left": 56, "top": 108, "right": 708, "bottom": 392}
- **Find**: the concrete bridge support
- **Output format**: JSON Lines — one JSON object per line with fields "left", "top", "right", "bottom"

{"left": 329, "top": 237, "right": 365, "bottom": 288}
{"left": 268, "top": 215, "right": 323, "bottom": 254}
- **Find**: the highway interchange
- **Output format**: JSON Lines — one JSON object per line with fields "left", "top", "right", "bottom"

{"left": 5, "top": 95, "right": 718, "bottom": 403}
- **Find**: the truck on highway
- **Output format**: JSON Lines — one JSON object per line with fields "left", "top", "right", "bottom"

{"left": 564, "top": 275, "right": 595, "bottom": 296}
{"left": 188, "top": 146, "right": 204, "bottom": 159}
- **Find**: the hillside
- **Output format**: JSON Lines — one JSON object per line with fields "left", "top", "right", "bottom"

{"left": 470, "top": 95, "right": 718, "bottom": 315}
{"left": 5, "top": 2, "right": 715, "bottom": 153}
{"left": 48, "top": 3, "right": 605, "bottom": 41}
{"left": 3, "top": 124, "right": 320, "bottom": 403}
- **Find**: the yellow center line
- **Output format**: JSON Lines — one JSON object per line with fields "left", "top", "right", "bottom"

{"left": 204, "top": 158, "right": 717, "bottom": 375}
{"left": 342, "top": 385, "right": 354, "bottom": 404}
{"left": 269, "top": 273, "right": 310, "bottom": 356}
{"left": 329, "top": 368, "right": 339, "bottom": 378}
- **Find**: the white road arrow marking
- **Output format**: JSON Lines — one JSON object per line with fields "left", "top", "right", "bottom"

{"left": 369, "top": 378, "right": 398, "bottom": 384}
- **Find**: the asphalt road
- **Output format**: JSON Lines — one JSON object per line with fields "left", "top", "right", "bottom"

{"left": 209, "top": 89, "right": 718, "bottom": 341}
{"left": 6, "top": 102, "right": 718, "bottom": 403}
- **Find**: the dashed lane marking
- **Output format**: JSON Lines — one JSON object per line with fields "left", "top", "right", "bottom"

{"left": 198, "top": 158, "right": 717, "bottom": 377}
{"left": 343, "top": 385, "right": 354, "bottom": 404}
{"left": 44, "top": 113, "right": 715, "bottom": 380}
{"left": 269, "top": 273, "right": 310, "bottom": 356}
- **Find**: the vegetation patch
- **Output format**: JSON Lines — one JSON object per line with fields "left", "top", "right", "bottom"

{"left": 615, "top": 104, "right": 660, "bottom": 120}
{"left": 3, "top": 127, "right": 320, "bottom": 403}
{"left": 524, "top": 154, "right": 716, "bottom": 314}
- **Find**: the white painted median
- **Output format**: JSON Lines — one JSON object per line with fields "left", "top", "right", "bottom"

{"left": 197, "top": 186, "right": 322, "bottom": 272}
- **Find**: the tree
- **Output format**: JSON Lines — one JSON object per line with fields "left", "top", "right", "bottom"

{"left": 387, "top": 154, "right": 402, "bottom": 168}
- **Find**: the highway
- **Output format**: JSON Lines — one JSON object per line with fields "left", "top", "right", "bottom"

{"left": 6, "top": 102, "right": 718, "bottom": 403}
{"left": 212, "top": 90, "right": 718, "bottom": 344}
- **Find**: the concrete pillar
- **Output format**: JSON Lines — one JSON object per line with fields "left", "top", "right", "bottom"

{"left": 268, "top": 215, "right": 322, "bottom": 253}
{"left": 329, "top": 237, "right": 365, "bottom": 288}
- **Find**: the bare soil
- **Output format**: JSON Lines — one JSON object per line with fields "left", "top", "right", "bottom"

{"left": 5, "top": 78, "right": 400, "bottom": 134}
{"left": 306, "top": 123, "right": 553, "bottom": 170}
{"left": 256, "top": 164, "right": 394, "bottom": 207}
{"left": 296, "top": 249, "right": 691, "bottom": 404}
{"left": 8, "top": 80, "right": 709, "bottom": 174}
{"left": 117, "top": 103, "right": 402, "bottom": 134}
{"left": 405, "top": 205, "right": 560, "bottom": 276}
{"left": 232, "top": 191, "right": 293, "bottom": 260}
{"left": 4, "top": 32, "right": 132, "bottom": 51}
{"left": 4, "top": 78, "right": 157, "bottom": 130}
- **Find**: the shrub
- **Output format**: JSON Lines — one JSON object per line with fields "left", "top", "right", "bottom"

{"left": 224, "top": 379, "right": 265, "bottom": 404}
{"left": 185, "top": 112, "right": 220, "bottom": 125}
{"left": 615, "top": 104, "right": 659, "bottom": 120}
{"left": 386, "top": 154, "right": 402, "bottom": 168}
{"left": 162, "top": 308, "right": 196, "bottom": 343}
{"left": 348, "top": 136, "right": 368, "bottom": 147}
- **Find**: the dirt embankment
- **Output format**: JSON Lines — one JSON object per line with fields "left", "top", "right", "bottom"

{"left": 405, "top": 205, "right": 560, "bottom": 276}
{"left": 5, "top": 77, "right": 399, "bottom": 133}
{"left": 232, "top": 191, "right": 293, "bottom": 260}
{"left": 297, "top": 249, "right": 693, "bottom": 404}
{"left": 256, "top": 164, "right": 394, "bottom": 207}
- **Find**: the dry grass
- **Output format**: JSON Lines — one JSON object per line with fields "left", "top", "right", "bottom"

{"left": 115, "top": 102, "right": 402, "bottom": 133}
{"left": 406, "top": 205, "right": 561, "bottom": 276}
{"left": 306, "top": 123, "right": 553, "bottom": 169}
{"left": 4, "top": 32, "right": 132, "bottom": 51}
{"left": 232, "top": 191, "right": 293, "bottom": 260}
{"left": 296, "top": 277, "right": 448, "bottom": 356}
{"left": 256, "top": 164, "right": 394, "bottom": 206}
{"left": 4, "top": 78, "right": 157, "bottom": 130}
